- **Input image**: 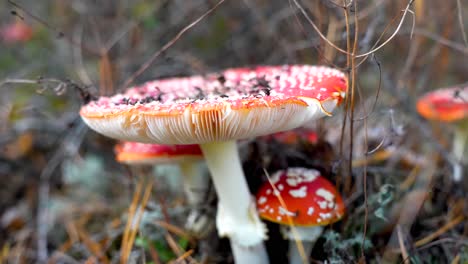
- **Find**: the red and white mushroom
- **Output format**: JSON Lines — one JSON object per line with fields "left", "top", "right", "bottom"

{"left": 114, "top": 142, "right": 213, "bottom": 237}
{"left": 1, "top": 20, "right": 33, "bottom": 44}
{"left": 262, "top": 127, "right": 318, "bottom": 145}
{"left": 256, "top": 168, "right": 345, "bottom": 263}
{"left": 416, "top": 85, "right": 468, "bottom": 181}
{"left": 80, "top": 65, "right": 347, "bottom": 263}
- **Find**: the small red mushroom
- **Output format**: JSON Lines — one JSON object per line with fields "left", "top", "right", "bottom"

{"left": 114, "top": 142, "right": 213, "bottom": 237}
{"left": 80, "top": 65, "right": 347, "bottom": 263}
{"left": 262, "top": 127, "right": 318, "bottom": 145}
{"left": 1, "top": 20, "right": 33, "bottom": 44}
{"left": 416, "top": 85, "right": 468, "bottom": 181}
{"left": 256, "top": 168, "right": 345, "bottom": 263}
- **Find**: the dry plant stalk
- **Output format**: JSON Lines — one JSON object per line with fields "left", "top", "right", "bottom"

{"left": 414, "top": 215, "right": 465, "bottom": 248}
{"left": 77, "top": 226, "right": 110, "bottom": 264}
{"left": 397, "top": 225, "right": 410, "bottom": 264}
{"left": 120, "top": 178, "right": 154, "bottom": 264}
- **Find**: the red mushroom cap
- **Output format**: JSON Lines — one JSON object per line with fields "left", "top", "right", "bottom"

{"left": 261, "top": 128, "right": 318, "bottom": 145}
{"left": 80, "top": 65, "right": 347, "bottom": 144}
{"left": 256, "top": 168, "right": 345, "bottom": 227}
{"left": 1, "top": 21, "right": 33, "bottom": 44}
{"left": 416, "top": 86, "right": 468, "bottom": 122}
{"left": 114, "top": 142, "right": 203, "bottom": 165}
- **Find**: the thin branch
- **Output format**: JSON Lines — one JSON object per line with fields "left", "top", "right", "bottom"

{"left": 122, "top": 0, "right": 227, "bottom": 89}
{"left": 290, "top": 0, "right": 416, "bottom": 58}
{"left": 7, "top": 0, "right": 100, "bottom": 56}
{"left": 455, "top": 0, "right": 468, "bottom": 47}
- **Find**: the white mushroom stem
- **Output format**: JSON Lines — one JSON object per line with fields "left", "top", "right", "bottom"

{"left": 179, "top": 161, "right": 209, "bottom": 206}
{"left": 179, "top": 161, "right": 215, "bottom": 237}
{"left": 281, "top": 226, "right": 323, "bottom": 264}
{"left": 452, "top": 127, "right": 467, "bottom": 182}
{"left": 200, "top": 141, "right": 268, "bottom": 264}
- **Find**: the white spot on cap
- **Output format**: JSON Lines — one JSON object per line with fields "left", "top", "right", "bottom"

{"left": 317, "top": 201, "right": 328, "bottom": 209}
{"left": 316, "top": 188, "right": 335, "bottom": 202}
{"left": 258, "top": 196, "right": 267, "bottom": 205}
{"left": 285, "top": 168, "right": 319, "bottom": 187}
{"left": 286, "top": 177, "right": 299, "bottom": 187}
{"left": 269, "top": 208, "right": 274, "bottom": 213}
{"left": 307, "top": 207, "right": 315, "bottom": 216}
{"left": 266, "top": 189, "right": 272, "bottom": 195}
{"left": 278, "top": 184, "right": 284, "bottom": 191}
{"left": 319, "top": 212, "right": 332, "bottom": 219}
{"left": 289, "top": 186, "right": 308, "bottom": 198}
{"left": 302, "top": 169, "right": 320, "bottom": 182}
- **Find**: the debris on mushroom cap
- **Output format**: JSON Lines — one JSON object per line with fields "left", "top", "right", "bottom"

{"left": 80, "top": 65, "right": 347, "bottom": 144}
{"left": 416, "top": 86, "right": 468, "bottom": 122}
{"left": 256, "top": 168, "right": 345, "bottom": 226}
{"left": 114, "top": 142, "right": 203, "bottom": 165}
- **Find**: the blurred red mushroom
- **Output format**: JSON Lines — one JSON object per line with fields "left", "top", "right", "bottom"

{"left": 256, "top": 168, "right": 345, "bottom": 263}
{"left": 1, "top": 20, "right": 33, "bottom": 44}
{"left": 416, "top": 85, "right": 468, "bottom": 181}
{"left": 262, "top": 127, "right": 318, "bottom": 145}
{"left": 114, "top": 142, "right": 213, "bottom": 237}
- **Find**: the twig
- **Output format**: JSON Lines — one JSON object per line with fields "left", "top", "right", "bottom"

{"left": 290, "top": 0, "right": 416, "bottom": 58}
{"left": 77, "top": 227, "right": 110, "bottom": 264}
{"left": 7, "top": 0, "right": 99, "bottom": 56}
{"left": 154, "top": 221, "right": 192, "bottom": 240}
{"left": 122, "top": 0, "right": 227, "bottom": 89}
{"left": 455, "top": 0, "right": 468, "bottom": 47}
{"left": 120, "top": 181, "right": 143, "bottom": 262}
{"left": 397, "top": 225, "right": 410, "bottom": 264}
{"left": 414, "top": 215, "right": 465, "bottom": 248}
{"left": 410, "top": 29, "right": 468, "bottom": 55}
{"left": 263, "top": 168, "right": 307, "bottom": 264}
{"left": 36, "top": 121, "right": 87, "bottom": 262}
{"left": 173, "top": 249, "right": 195, "bottom": 263}
{"left": 125, "top": 182, "right": 153, "bottom": 262}
{"left": 120, "top": 178, "right": 154, "bottom": 264}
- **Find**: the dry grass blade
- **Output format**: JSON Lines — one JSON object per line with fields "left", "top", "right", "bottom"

{"left": 455, "top": 0, "right": 468, "bottom": 47}
{"left": 148, "top": 244, "right": 162, "bottom": 264}
{"left": 290, "top": 0, "right": 416, "bottom": 58}
{"left": 451, "top": 254, "right": 461, "bottom": 264}
{"left": 414, "top": 215, "right": 465, "bottom": 248}
{"left": 154, "top": 220, "right": 192, "bottom": 240}
{"left": 397, "top": 225, "right": 410, "bottom": 264}
{"left": 98, "top": 53, "right": 114, "bottom": 96}
{"left": 0, "top": 244, "right": 9, "bottom": 263}
{"left": 77, "top": 227, "right": 110, "bottom": 264}
{"left": 165, "top": 232, "right": 196, "bottom": 263}
{"left": 173, "top": 249, "right": 195, "bottom": 264}
{"left": 120, "top": 180, "right": 143, "bottom": 262}
{"left": 121, "top": 179, "right": 154, "bottom": 263}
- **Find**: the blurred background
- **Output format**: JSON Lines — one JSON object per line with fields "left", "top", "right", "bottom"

{"left": 0, "top": 0, "right": 467, "bottom": 263}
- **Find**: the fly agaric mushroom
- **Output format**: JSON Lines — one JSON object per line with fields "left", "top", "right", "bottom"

{"left": 262, "top": 128, "right": 318, "bottom": 145}
{"left": 416, "top": 85, "right": 468, "bottom": 181}
{"left": 114, "top": 142, "right": 213, "bottom": 236}
{"left": 80, "top": 65, "right": 347, "bottom": 263}
{"left": 1, "top": 20, "right": 33, "bottom": 44}
{"left": 256, "top": 168, "right": 345, "bottom": 264}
